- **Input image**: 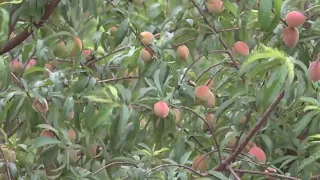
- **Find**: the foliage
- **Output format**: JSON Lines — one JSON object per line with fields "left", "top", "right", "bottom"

{"left": 0, "top": 0, "right": 319, "bottom": 179}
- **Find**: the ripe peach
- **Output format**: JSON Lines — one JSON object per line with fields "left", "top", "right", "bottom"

{"left": 176, "top": 45, "right": 189, "bottom": 61}
{"left": 282, "top": 27, "right": 299, "bottom": 48}
{"left": 40, "top": 129, "right": 55, "bottom": 138}
{"left": 195, "top": 85, "right": 210, "bottom": 102}
{"left": 110, "top": 26, "right": 118, "bottom": 36}
{"left": 173, "top": 108, "right": 181, "bottom": 125}
{"left": 10, "top": 59, "right": 23, "bottom": 73}
{"left": 154, "top": 101, "right": 169, "bottom": 118}
{"left": 244, "top": 141, "right": 256, "bottom": 153}
{"left": 285, "top": 11, "right": 306, "bottom": 28}
{"left": 89, "top": 144, "right": 97, "bottom": 158}
{"left": 71, "top": 37, "right": 83, "bottom": 56}
{"left": 192, "top": 155, "right": 208, "bottom": 172}
{"left": 204, "top": 91, "right": 215, "bottom": 108}
{"left": 203, "top": 112, "right": 215, "bottom": 130}
{"left": 82, "top": 49, "right": 92, "bottom": 59}
{"left": 264, "top": 167, "right": 277, "bottom": 180}
{"left": 308, "top": 61, "right": 320, "bottom": 82}
{"left": 207, "top": 0, "right": 224, "bottom": 14}
{"left": 32, "top": 99, "right": 49, "bottom": 113}
{"left": 54, "top": 41, "right": 67, "bottom": 58}
{"left": 233, "top": 41, "right": 249, "bottom": 56}
{"left": 140, "top": 119, "right": 147, "bottom": 128}
{"left": 140, "top": 31, "right": 154, "bottom": 45}
{"left": 25, "top": 58, "right": 37, "bottom": 70}
{"left": 140, "top": 48, "right": 153, "bottom": 63}
{"left": 248, "top": 146, "right": 266, "bottom": 163}
{"left": 68, "top": 129, "right": 76, "bottom": 143}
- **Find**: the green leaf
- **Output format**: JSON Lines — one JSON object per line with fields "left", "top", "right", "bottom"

{"left": 298, "top": 150, "right": 320, "bottom": 172}
{"left": 0, "top": 0, "right": 22, "bottom": 6}
{"left": 29, "top": 137, "right": 61, "bottom": 150}
{"left": 293, "top": 111, "right": 318, "bottom": 137}
{"left": 208, "top": 171, "right": 229, "bottom": 180}
{"left": 0, "top": 7, "right": 9, "bottom": 50}
{"left": 268, "top": 0, "right": 282, "bottom": 31}
{"left": 258, "top": 0, "right": 273, "bottom": 31}
{"left": 115, "top": 18, "right": 129, "bottom": 46}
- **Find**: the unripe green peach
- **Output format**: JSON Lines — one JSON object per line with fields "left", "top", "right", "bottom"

{"left": 285, "top": 11, "right": 306, "bottom": 28}
{"left": 173, "top": 108, "right": 181, "bottom": 125}
{"left": 140, "top": 48, "right": 153, "bottom": 63}
{"left": 207, "top": 0, "right": 224, "bottom": 14}
{"left": 176, "top": 45, "right": 189, "bottom": 61}
{"left": 10, "top": 59, "right": 23, "bottom": 73}
{"left": 282, "top": 27, "right": 299, "bottom": 48}
{"left": 225, "top": 132, "right": 237, "bottom": 148}
{"left": 140, "top": 31, "right": 154, "bottom": 45}
{"left": 70, "top": 37, "right": 83, "bottom": 57}
{"left": 308, "top": 60, "right": 320, "bottom": 82}
{"left": 40, "top": 129, "right": 55, "bottom": 138}
{"left": 233, "top": 41, "right": 249, "bottom": 56}
{"left": 203, "top": 112, "right": 215, "bottom": 130}
{"left": 32, "top": 99, "right": 49, "bottom": 113}
{"left": 192, "top": 155, "right": 208, "bottom": 172}
{"left": 153, "top": 101, "right": 169, "bottom": 118}
{"left": 68, "top": 129, "right": 76, "bottom": 143}
{"left": 110, "top": 26, "right": 118, "bottom": 36}
{"left": 239, "top": 115, "right": 247, "bottom": 124}
{"left": 195, "top": 85, "right": 210, "bottom": 102}
{"left": 248, "top": 146, "right": 266, "bottom": 163}
{"left": 53, "top": 41, "right": 67, "bottom": 58}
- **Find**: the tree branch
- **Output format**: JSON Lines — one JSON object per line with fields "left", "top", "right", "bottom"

{"left": 233, "top": 169, "right": 301, "bottom": 180}
{"left": 0, "top": 0, "right": 61, "bottom": 55}
{"left": 214, "top": 90, "right": 285, "bottom": 171}
{"left": 0, "top": 146, "right": 12, "bottom": 180}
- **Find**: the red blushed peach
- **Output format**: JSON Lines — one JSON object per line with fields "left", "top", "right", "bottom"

{"left": 154, "top": 101, "right": 169, "bottom": 118}
{"left": 204, "top": 91, "right": 215, "bottom": 108}
{"left": 285, "top": 11, "right": 306, "bottom": 28}
{"left": 207, "top": 0, "right": 224, "bottom": 14}
{"left": 32, "top": 99, "right": 49, "bottom": 113}
{"left": 68, "top": 129, "right": 76, "bottom": 143}
{"left": 10, "top": 59, "right": 23, "bottom": 73}
{"left": 110, "top": 26, "right": 118, "bottom": 36}
{"left": 40, "top": 129, "right": 56, "bottom": 138}
{"left": 203, "top": 112, "right": 215, "bottom": 131}
{"left": 176, "top": 45, "right": 189, "bottom": 61}
{"left": 248, "top": 146, "right": 266, "bottom": 163}
{"left": 308, "top": 60, "right": 320, "bottom": 82}
{"left": 233, "top": 41, "right": 249, "bottom": 56}
{"left": 71, "top": 37, "right": 83, "bottom": 56}
{"left": 195, "top": 85, "right": 210, "bottom": 102}
{"left": 192, "top": 155, "right": 208, "bottom": 172}
{"left": 140, "top": 31, "right": 154, "bottom": 45}
{"left": 140, "top": 48, "right": 153, "bottom": 63}
{"left": 82, "top": 49, "right": 92, "bottom": 59}
{"left": 282, "top": 27, "right": 299, "bottom": 48}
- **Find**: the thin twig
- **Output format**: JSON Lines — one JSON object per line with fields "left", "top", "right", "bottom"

{"left": 92, "top": 161, "right": 138, "bottom": 175}
{"left": 98, "top": 76, "right": 139, "bottom": 83}
{"left": 227, "top": 165, "right": 241, "bottom": 180}
{"left": 146, "top": 164, "right": 203, "bottom": 177}
{"left": 0, "top": 146, "right": 12, "bottom": 180}
{"left": 233, "top": 169, "right": 301, "bottom": 180}
{"left": 7, "top": 120, "right": 24, "bottom": 138}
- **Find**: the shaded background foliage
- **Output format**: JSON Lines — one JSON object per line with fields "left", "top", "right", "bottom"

{"left": 0, "top": 0, "right": 319, "bottom": 179}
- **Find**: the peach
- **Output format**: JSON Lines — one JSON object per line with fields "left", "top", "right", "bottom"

{"left": 308, "top": 61, "right": 320, "bottom": 82}
{"left": 203, "top": 112, "right": 215, "bottom": 130}
{"left": 140, "top": 31, "right": 154, "bottom": 45}
{"left": 244, "top": 141, "right": 256, "bottom": 153}
{"left": 0, "top": 146, "right": 16, "bottom": 162}
{"left": 82, "top": 49, "right": 92, "bottom": 59}
{"left": 40, "top": 129, "right": 55, "bottom": 138}
{"left": 69, "top": 148, "right": 79, "bottom": 163}
{"left": 10, "top": 59, "right": 23, "bottom": 73}
{"left": 140, "top": 119, "right": 147, "bottom": 128}
{"left": 233, "top": 41, "right": 249, "bottom": 56}
{"left": 285, "top": 11, "right": 306, "bottom": 28}
{"left": 173, "top": 108, "right": 181, "bottom": 124}
{"left": 54, "top": 41, "right": 67, "bottom": 58}
{"left": 68, "top": 129, "right": 76, "bottom": 143}
{"left": 176, "top": 45, "right": 189, "bottom": 61}
{"left": 71, "top": 37, "right": 83, "bottom": 56}
{"left": 195, "top": 85, "right": 210, "bottom": 102}
{"left": 207, "top": 0, "right": 224, "bottom": 14}
{"left": 248, "top": 146, "right": 266, "bottom": 163}
{"left": 282, "top": 27, "right": 299, "bottom": 48}
{"left": 192, "top": 155, "right": 208, "bottom": 172}
{"left": 89, "top": 144, "right": 97, "bottom": 158}
{"left": 239, "top": 115, "right": 247, "bottom": 124}
{"left": 264, "top": 167, "right": 277, "bottom": 180}
{"left": 140, "top": 48, "right": 153, "bottom": 63}
{"left": 32, "top": 99, "right": 49, "bottom": 113}
{"left": 25, "top": 58, "right": 37, "bottom": 70}
{"left": 110, "top": 26, "right": 118, "bottom": 36}
{"left": 44, "top": 63, "right": 54, "bottom": 77}
{"left": 225, "top": 132, "right": 237, "bottom": 148}
{"left": 204, "top": 91, "right": 215, "bottom": 108}
{"left": 154, "top": 101, "right": 169, "bottom": 118}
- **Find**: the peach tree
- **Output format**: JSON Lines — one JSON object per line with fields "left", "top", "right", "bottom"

{"left": 0, "top": 0, "right": 319, "bottom": 179}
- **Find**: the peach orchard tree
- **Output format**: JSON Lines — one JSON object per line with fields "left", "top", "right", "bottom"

{"left": 0, "top": 0, "right": 319, "bottom": 179}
